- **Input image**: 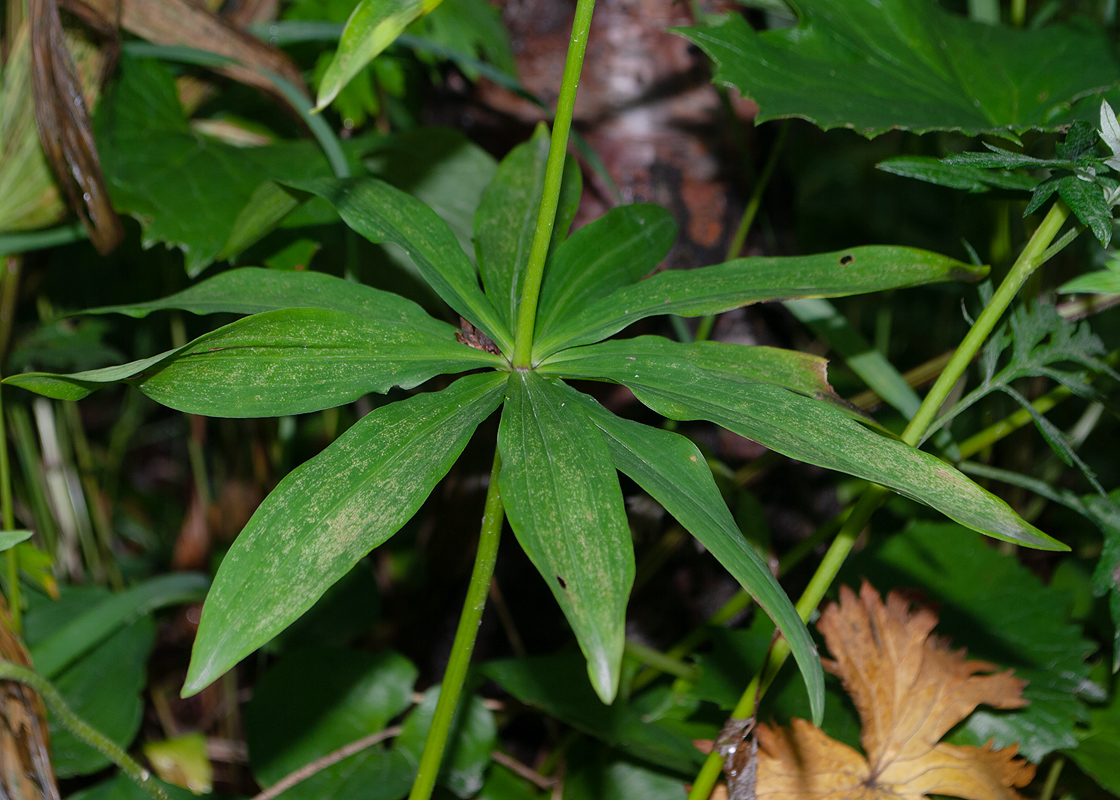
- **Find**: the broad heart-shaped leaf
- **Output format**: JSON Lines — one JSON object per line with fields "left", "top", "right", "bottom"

{"left": 95, "top": 56, "right": 373, "bottom": 277}
{"left": 5, "top": 308, "right": 501, "bottom": 417}
{"left": 534, "top": 203, "right": 677, "bottom": 343}
{"left": 289, "top": 176, "right": 512, "bottom": 353}
{"left": 315, "top": 0, "right": 445, "bottom": 112}
{"left": 679, "top": 0, "right": 1120, "bottom": 138}
{"left": 183, "top": 372, "right": 506, "bottom": 696}
{"left": 474, "top": 125, "right": 582, "bottom": 330}
{"left": 84, "top": 267, "right": 442, "bottom": 320}
{"left": 497, "top": 371, "right": 635, "bottom": 704}
{"left": 531, "top": 246, "right": 985, "bottom": 360}
{"left": 559, "top": 383, "right": 824, "bottom": 726}
{"left": 540, "top": 336, "right": 1062, "bottom": 550}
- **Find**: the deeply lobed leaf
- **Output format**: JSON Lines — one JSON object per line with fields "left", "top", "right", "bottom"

{"left": 679, "top": 0, "right": 1120, "bottom": 138}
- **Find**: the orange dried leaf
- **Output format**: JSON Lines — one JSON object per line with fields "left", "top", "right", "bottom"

{"left": 755, "top": 582, "right": 1036, "bottom": 800}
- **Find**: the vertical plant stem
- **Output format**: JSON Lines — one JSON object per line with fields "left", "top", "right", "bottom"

{"left": 511, "top": 0, "right": 597, "bottom": 368}
{"left": 408, "top": 449, "right": 505, "bottom": 800}
{"left": 0, "top": 660, "right": 170, "bottom": 800}
{"left": 904, "top": 201, "right": 1068, "bottom": 446}
{"left": 688, "top": 201, "right": 1073, "bottom": 799}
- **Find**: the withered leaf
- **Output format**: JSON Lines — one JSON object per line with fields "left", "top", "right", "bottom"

{"left": 29, "top": 0, "right": 124, "bottom": 255}
{"left": 0, "top": 606, "right": 60, "bottom": 800}
{"left": 754, "top": 582, "right": 1036, "bottom": 800}
{"left": 77, "top": 0, "right": 305, "bottom": 98}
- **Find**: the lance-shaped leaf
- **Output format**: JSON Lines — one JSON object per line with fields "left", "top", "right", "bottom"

{"left": 542, "top": 337, "right": 836, "bottom": 399}
{"left": 532, "top": 246, "right": 985, "bottom": 359}
{"left": 5, "top": 308, "right": 501, "bottom": 417}
{"left": 290, "top": 176, "right": 511, "bottom": 353}
{"left": 559, "top": 383, "right": 825, "bottom": 726}
{"left": 315, "top": 0, "right": 445, "bottom": 111}
{"left": 474, "top": 125, "right": 582, "bottom": 329}
{"left": 679, "top": 0, "right": 1120, "bottom": 138}
{"left": 184, "top": 372, "right": 506, "bottom": 695}
{"left": 542, "top": 337, "right": 1062, "bottom": 550}
{"left": 85, "top": 267, "right": 439, "bottom": 320}
{"left": 497, "top": 372, "right": 634, "bottom": 704}
{"left": 535, "top": 204, "right": 677, "bottom": 342}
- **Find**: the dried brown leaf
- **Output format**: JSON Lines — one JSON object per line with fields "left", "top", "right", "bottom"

{"left": 754, "top": 582, "right": 1036, "bottom": 800}
{"left": 0, "top": 606, "right": 60, "bottom": 800}
{"left": 29, "top": 0, "right": 124, "bottom": 254}
{"left": 78, "top": 0, "right": 305, "bottom": 97}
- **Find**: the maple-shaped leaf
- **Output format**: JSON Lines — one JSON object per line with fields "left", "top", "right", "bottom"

{"left": 755, "top": 583, "right": 1036, "bottom": 800}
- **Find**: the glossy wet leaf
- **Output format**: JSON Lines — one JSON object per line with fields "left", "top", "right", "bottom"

{"left": 246, "top": 648, "right": 416, "bottom": 800}
{"left": 841, "top": 523, "right": 1095, "bottom": 760}
{"left": 497, "top": 371, "right": 634, "bottom": 704}
{"left": 290, "top": 176, "right": 511, "bottom": 352}
{"left": 23, "top": 588, "right": 155, "bottom": 777}
{"left": 535, "top": 203, "right": 677, "bottom": 342}
{"left": 184, "top": 372, "right": 506, "bottom": 696}
{"left": 544, "top": 337, "right": 1060, "bottom": 550}
{"left": 474, "top": 125, "right": 581, "bottom": 329}
{"left": 679, "top": 0, "right": 1120, "bottom": 137}
{"left": 95, "top": 57, "right": 370, "bottom": 276}
{"left": 395, "top": 688, "right": 497, "bottom": 798}
{"left": 481, "top": 654, "right": 705, "bottom": 774}
{"left": 532, "top": 246, "right": 985, "bottom": 358}
{"left": 316, "top": 0, "right": 445, "bottom": 111}
{"left": 560, "top": 382, "right": 824, "bottom": 725}
{"left": 6, "top": 308, "right": 500, "bottom": 416}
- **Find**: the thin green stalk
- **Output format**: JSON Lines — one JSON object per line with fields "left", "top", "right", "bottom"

{"left": 510, "top": 0, "right": 596, "bottom": 368}
{"left": 904, "top": 201, "right": 1069, "bottom": 447}
{"left": 1039, "top": 756, "right": 1064, "bottom": 800}
{"left": 0, "top": 660, "right": 170, "bottom": 800}
{"left": 686, "top": 488, "right": 882, "bottom": 800}
{"left": 408, "top": 449, "right": 505, "bottom": 800}
{"left": 688, "top": 202, "right": 1074, "bottom": 799}
{"left": 623, "top": 640, "right": 699, "bottom": 682}
{"left": 695, "top": 123, "right": 789, "bottom": 344}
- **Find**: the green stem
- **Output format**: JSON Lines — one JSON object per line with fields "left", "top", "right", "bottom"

{"left": 685, "top": 488, "right": 882, "bottom": 800}
{"left": 695, "top": 123, "right": 789, "bottom": 344}
{"left": 904, "top": 201, "right": 1069, "bottom": 447}
{"left": 510, "top": 0, "right": 596, "bottom": 368}
{"left": 408, "top": 449, "right": 505, "bottom": 800}
{"left": 688, "top": 202, "right": 1074, "bottom": 800}
{"left": 0, "top": 660, "right": 170, "bottom": 800}
{"left": 623, "top": 640, "right": 699, "bottom": 682}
